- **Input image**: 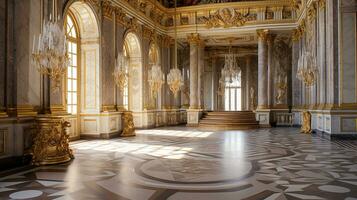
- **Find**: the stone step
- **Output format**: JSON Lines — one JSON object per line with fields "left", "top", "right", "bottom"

{"left": 199, "top": 111, "right": 259, "bottom": 130}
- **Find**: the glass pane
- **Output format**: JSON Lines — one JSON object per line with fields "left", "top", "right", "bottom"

{"left": 72, "top": 105, "right": 77, "bottom": 114}
{"left": 68, "top": 94, "right": 72, "bottom": 104}
{"left": 67, "top": 105, "right": 72, "bottom": 114}
{"left": 67, "top": 81, "right": 72, "bottom": 91}
{"left": 72, "top": 66, "right": 77, "bottom": 78}
{"left": 72, "top": 55, "right": 77, "bottom": 66}
{"left": 225, "top": 88, "right": 229, "bottom": 111}
{"left": 237, "top": 88, "right": 241, "bottom": 111}
{"left": 73, "top": 93, "right": 77, "bottom": 104}
{"left": 72, "top": 80, "right": 77, "bottom": 91}
{"left": 230, "top": 89, "right": 235, "bottom": 111}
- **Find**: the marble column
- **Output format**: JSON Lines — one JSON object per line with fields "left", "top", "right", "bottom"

{"left": 197, "top": 41, "right": 205, "bottom": 109}
{"left": 245, "top": 56, "right": 251, "bottom": 110}
{"left": 0, "top": 0, "right": 7, "bottom": 117}
{"left": 186, "top": 33, "right": 201, "bottom": 126}
{"left": 211, "top": 56, "right": 217, "bottom": 110}
{"left": 188, "top": 34, "right": 200, "bottom": 109}
{"left": 267, "top": 34, "right": 276, "bottom": 108}
{"left": 257, "top": 30, "right": 269, "bottom": 109}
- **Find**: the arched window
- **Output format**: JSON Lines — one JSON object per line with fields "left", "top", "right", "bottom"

{"left": 123, "top": 44, "right": 129, "bottom": 110}
{"left": 65, "top": 13, "right": 79, "bottom": 114}
{"left": 224, "top": 73, "right": 242, "bottom": 111}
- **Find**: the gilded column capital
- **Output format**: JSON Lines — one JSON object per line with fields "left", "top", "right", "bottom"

{"left": 187, "top": 33, "right": 201, "bottom": 45}
{"left": 115, "top": 7, "right": 126, "bottom": 25}
{"left": 307, "top": 3, "right": 317, "bottom": 22}
{"left": 257, "top": 29, "right": 269, "bottom": 42}
{"left": 102, "top": 0, "right": 115, "bottom": 19}
{"left": 318, "top": 0, "right": 326, "bottom": 9}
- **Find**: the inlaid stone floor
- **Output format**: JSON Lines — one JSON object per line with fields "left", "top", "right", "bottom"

{"left": 1, "top": 127, "right": 357, "bottom": 200}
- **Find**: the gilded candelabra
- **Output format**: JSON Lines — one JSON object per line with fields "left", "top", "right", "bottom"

{"left": 32, "top": 16, "right": 69, "bottom": 92}
{"left": 148, "top": 63, "right": 164, "bottom": 99}
{"left": 167, "top": 0, "right": 184, "bottom": 98}
{"left": 113, "top": 52, "right": 129, "bottom": 92}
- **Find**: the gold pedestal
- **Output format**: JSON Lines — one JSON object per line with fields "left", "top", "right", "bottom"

{"left": 301, "top": 111, "right": 312, "bottom": 134}
{"left": 121, "top": 111, "right": 135, "bottom": 137}
{"left": 31, "top": 115, "right": 74, "bottom": 165}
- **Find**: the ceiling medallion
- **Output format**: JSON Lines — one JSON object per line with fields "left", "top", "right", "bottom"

{"left": 202, "top": 8, "right": 249, "bottom": 29}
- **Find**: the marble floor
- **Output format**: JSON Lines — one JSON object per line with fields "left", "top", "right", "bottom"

{"left": 1, "top": 127, "right": 357, "bottom": 200}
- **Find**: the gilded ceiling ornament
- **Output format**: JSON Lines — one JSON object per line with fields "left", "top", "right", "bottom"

{"left": 202, "top": 8, "right": 250, "bottom": 28}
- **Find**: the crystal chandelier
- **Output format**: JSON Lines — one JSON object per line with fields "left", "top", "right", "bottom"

{"left": 148, "top": 63, "right": 164, "bottom": 99}
{"left": 113, "top": 52, "right": 129, "bottom": 91}
{"left": 167, "top": 0, "right": 184, "bottom": 98}
{"left": 297, "top": 50, "right": 318, "bottom": 87}
{"left": 221, "top": 46, "right": 240, "bottom": 84}
{"left": 32, "top": 15, "right": 69, "bottom": 92}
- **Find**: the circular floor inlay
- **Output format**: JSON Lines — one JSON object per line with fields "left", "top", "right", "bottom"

{"left": 318, "top": 185, "right": 350, "bottom": 193}
{"left": 9, "top": 190, "right": 43, "bottom": 199}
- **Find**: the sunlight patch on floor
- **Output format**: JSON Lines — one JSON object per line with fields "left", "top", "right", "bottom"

{"left": 71, "top": 140, "right": 192, "bottom": 159}
{"left": 136, "top": 129, "right": 213, "bottom": 138}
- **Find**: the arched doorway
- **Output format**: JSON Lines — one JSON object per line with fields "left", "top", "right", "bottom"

{"left": 224, "top": 73, "right": 242, "bottom": 111}
{"left": 123, "top": 32, "right": 142, "bottom": 112}
{"left": 64, "top": 1, "right": 100, "bottom": 136}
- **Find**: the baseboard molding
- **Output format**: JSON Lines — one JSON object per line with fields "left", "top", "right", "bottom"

{"left": 0, "top": 155, "right": 32, "bottom": 173}
{"left": 313, "top": 130, "right": 357, "bottom": 140}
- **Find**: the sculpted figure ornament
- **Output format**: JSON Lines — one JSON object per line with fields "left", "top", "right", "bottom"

{"left": 250, "top": 87, "right": 257, "bottom": 110}
{"left": 31, "top": 117, "right": 74, "bottom": 166}
{"left": 301, "top": 111, "right": 312, "bottom": 134}
{"left": 121, "top": 111, "right": 136, "bottom": 137}
{"left": 202, "top": 8, "right": 250, "bottom": 28}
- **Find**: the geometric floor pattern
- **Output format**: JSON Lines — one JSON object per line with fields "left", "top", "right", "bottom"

{"left": 1, "top": 127, "right": 357, "bottom": 200}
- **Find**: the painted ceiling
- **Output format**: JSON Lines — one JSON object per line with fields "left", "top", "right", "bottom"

{"left": 160, "top": 0, "right": 258, "bottom": 8}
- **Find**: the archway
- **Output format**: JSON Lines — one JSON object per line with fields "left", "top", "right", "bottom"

{"left": 64, "top": 1, "right": 100, "bottom": 136}
{"left": 123, "top": 32, "right": 143, "bottom": 112}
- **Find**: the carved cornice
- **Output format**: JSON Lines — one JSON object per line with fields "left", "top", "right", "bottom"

{"left": 201, "top": 8, "right": 250, "bottom": 28}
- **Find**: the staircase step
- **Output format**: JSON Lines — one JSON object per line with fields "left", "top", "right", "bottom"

{"left": 199, "top": 111, "right": 259, "bottom": 130}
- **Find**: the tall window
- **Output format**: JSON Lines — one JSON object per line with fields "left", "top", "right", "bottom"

{"left": 123, "top": 45, "right": 129, "bottom": 110}
{"left": 224, "top": 74, "right": 242, "bottom": 111}
{"left": 65, "top": 14, "right": 79, "bottom": 114}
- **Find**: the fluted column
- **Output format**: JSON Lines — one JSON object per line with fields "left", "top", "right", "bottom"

{"left": 257, "top": 30, "right": 269, "bottom": 109}
{"left": 186, "top": 33, "right": 201, "bottom": 126}
{"left": 197, "top": 41, "right": 205, "bottom": 109}
{"left": 267, "top": 34, "right": 276, "bottom": 107}
{"left": 245, "top": 56, "right": 251, "bottom": 110}
{"left": 211, "top": 55, "right": 217, "bottom": 110}
{"left": 188, "top": 33, "right": 200, "bottom": 109}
